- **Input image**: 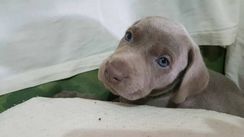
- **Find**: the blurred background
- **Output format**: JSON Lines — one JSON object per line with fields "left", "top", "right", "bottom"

{"left": 0, "top": 0, "right": 243, "bottom": 112}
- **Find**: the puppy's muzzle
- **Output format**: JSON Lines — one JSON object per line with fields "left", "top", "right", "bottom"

{"left": 104, "top": 59, "right": 129, "bottom": 84}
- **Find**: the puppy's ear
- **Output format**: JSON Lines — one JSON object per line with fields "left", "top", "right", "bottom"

{"left": 172, "top": 34, "right": 209, "bottom": 104}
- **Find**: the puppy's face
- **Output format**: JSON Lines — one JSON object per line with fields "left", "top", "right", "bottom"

{"left": 98, "top": 17, "right": 193, "bottom": 101}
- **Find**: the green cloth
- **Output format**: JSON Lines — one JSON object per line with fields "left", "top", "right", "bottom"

{"left": 201, "top": 46, "right": 226, "bottom": 74}
{"left": 0, "top": 70, "right": 111, "bottom": 113}
{"left": 0, "top": 46, "right": 226, "bottom": 113}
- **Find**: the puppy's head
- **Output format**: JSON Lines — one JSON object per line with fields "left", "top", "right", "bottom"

{"left": 98, "top": 16, "right": 209, "bottom": 103}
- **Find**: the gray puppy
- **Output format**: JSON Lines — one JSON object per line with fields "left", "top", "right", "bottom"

{"left": 98, "top": 16, "right": 244, "bottom": 117}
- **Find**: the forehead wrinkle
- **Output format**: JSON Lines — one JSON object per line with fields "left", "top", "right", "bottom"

{"left": 144, "top": 28, "right": 181, "bottom": 57}
{"left": 131, "top": 18, "right": 183, "bottom": 57}
{"left": 138, "top": 22, "right": 180, "bottom": 49}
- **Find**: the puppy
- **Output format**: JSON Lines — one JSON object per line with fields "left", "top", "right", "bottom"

{"left": 98, "top": 16, "right": 244, "bottom": 117}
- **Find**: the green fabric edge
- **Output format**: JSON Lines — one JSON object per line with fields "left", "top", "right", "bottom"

{"left": 0, "top": 69, "right": 111, "bottom": 113}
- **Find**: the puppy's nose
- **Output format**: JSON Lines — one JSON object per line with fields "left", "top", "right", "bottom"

{"left": 104, "top": 60, "right": 128, "bottom": 84}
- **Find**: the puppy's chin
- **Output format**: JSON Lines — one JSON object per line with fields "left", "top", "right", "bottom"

{"left": 104, "top": 82, "right": 149, "bottom": 101}
{"left": 100, "top": 80, "right": 148, "bottom": 101}
{"left": 117, "top": 89, "right": 147, "bottom": 101}
{"left": 99, "top": 75, "right": 146, "bottom": 100}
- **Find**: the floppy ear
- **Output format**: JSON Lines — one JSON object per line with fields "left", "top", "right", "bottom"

{"left": 172, "top": 36, "right": 209, "bottom": 104}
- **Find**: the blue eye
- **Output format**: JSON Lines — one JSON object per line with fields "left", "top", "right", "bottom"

{"left": 125, "top": 31, "right": 133, "bottom": 41}
{"left": 156, "top": 56, "right": 170, "bottom": 67}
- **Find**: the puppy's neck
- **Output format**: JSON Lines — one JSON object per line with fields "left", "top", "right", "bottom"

{"left": 149, "top": 78, "right": 180, "bottom": 97}
{"left": 150, "top": 68, "right": 186, "bottom": 98}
